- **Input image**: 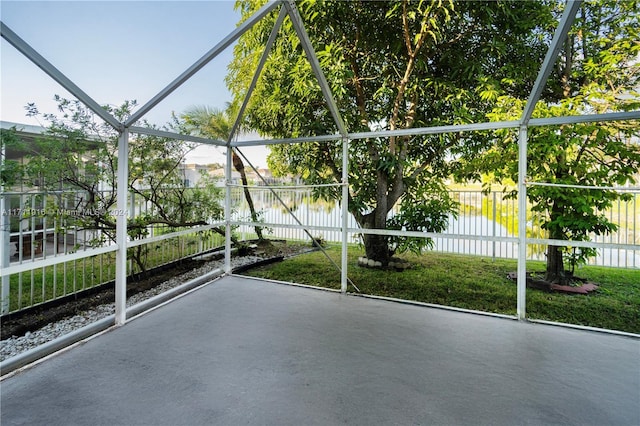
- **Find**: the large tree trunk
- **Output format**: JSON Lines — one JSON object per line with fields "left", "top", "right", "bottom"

{"left": 232, "top": 150, "right": 264, "bottom": 240}
{"left": 545, "top": 244, "right": 567, "bottom": 284}
{"left": 356, "top": 169, "right": 393, "bottom": 265}
{"left": 359, "top": 194, "right": 392, "bottom": 266}
{"left": 545, "top": 200, "right": 568, "bottom": 284}
{"left": 363, "top": 233, "right": 391, "bottom": 266}
{"left": 353, "top": 209, "right": 393, "bottom": 266}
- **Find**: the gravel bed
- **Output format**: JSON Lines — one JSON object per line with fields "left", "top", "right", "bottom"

{"left": 0, "top": 255, "right": 263, "bottom": 363}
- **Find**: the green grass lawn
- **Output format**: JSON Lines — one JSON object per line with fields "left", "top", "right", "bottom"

{"left": 240, "top": 244, "right": 640, "bottom": 334}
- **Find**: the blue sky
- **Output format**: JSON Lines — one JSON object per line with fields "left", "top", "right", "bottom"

{"left": 1, "top": 0, "right": 269, "bottom": 166}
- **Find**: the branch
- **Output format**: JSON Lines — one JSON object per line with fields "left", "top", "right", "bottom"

{"left": 349, "top": 58, "right": 369, "bottom": 127}
{"left": 402, "top": 0, "right": 414, "bottom": 57}
{"left": 574, "top": 129, "right": 598, "bottom": 165}
{"left": 389, "top": 2, "right": 440, "bottom": 152}
{"left": 582, "top": 149, "right": 609, "bottom": 168}
{"left": 142, "top": 219, "right": 209, "bottom": 228}
{"left": 348, "top": 9, "right": 369, "bottom": 128}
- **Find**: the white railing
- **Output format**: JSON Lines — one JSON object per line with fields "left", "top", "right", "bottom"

{"left": 2, "top": 187, "right": 638, "bottom": 314}
{"left": 231, "top": 187, "right": 640, "bottom": 268}
{"left": 0, "top": 189, "right": 226, "bottom": 314}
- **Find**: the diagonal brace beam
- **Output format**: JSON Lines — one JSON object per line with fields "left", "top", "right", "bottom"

{"left": 129, "top": 125, "right": 227, "bottom": 146}
{"left": 125, "top": 1, "right": 282, "bottom": 127}
{"left": 521, "top": 0, "right": 582, "bottom": 125}
{"left": 283, "top": 0, "right": 348, "bottom": 137}
{"left": 1, "top": 21, "right": 122, "bottom": 131}
{"left": 229, "top": 5, "right": 287, "bottom": 143}
{"left": 233, "top": 146, "right": 359, "bottom": 292}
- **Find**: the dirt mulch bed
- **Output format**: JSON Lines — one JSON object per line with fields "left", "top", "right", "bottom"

{"left": 0, "top": 259, "right": 205, "bottom": 341}
{"left": 1, "top": 240, "right": 314, "bottom": 341}
{"left": 507, "top": 272, "right": 599, "bottom": 294}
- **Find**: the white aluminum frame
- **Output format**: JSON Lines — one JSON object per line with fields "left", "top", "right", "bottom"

{"left": 1, "top": 2, "right": 282, "bottom": 322}
{"left": 0, "top": 143, "right": 9, "bottom": 312}
{"left": 0, "top": 22, "right": 122, "bottom": 131}
{"left": 1, "top": 0, "right": 638, "bottom": 345}
{"left": 123, "top": 0, "right": 282, "bottom": 127}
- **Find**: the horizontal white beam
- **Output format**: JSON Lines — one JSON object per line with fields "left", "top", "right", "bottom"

{"left": 529, "top": 110, "right": 640, "bottom": 127}
{"left": 1, "top": 245, "right": 117, "bottom": 277}
{"left": 527, "top": 181, "right": 640, "bottom": 192}
{"left": 232, "top": 221, "right": 344, "bottom": 235}
{"left": 127, "top": 223, "right": 225, "bottom": 248}
{"left": 232, "top": 220, "right": 519, "bottom": 244}
{"left": 231, "top": 121, "right": 521, "bottom": 146}
{"left": 349, "top": 121, "right": 520, "bottom": 140}
{"left": 232, "top": 133, "right": 343, "bottom": 147}
{"left": 227, "top": 183, "right": 344, "bottom": 189}
{"left": 235, "top": 220, "right": 638, "bottom": 251}
{"left": 526, "top": 237, "right": 639, "bottom": 251}
{"left": 350, "top": 227, "right": 519, "bottom": 243}
{"left": 129, "top": 126, "right": 226, "bottom": 146}
{"left": 355, "top": 228, "right": 638, "bottom": 251}
{"left": 232, "top": 109, "right": 639, "bottom": 147}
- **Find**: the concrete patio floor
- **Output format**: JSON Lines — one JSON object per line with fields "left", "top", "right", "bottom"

{"left": 1, "top": 275, "right": 638, "bottom": 425}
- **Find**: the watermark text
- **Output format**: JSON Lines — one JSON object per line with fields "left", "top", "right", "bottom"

{"left": 1, "top": 208, "right": 129, "bottom": 217}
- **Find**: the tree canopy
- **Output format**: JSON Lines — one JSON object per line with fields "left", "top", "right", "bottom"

{"left": 228, "top": 0, "right": 553, "bottom": 264}
{"left": 460, "top": 0, "right": 640, "bottom": 283}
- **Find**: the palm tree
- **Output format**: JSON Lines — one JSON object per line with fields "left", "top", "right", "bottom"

{"left": 181, "top": 106, "right": 264, "bottom": 240}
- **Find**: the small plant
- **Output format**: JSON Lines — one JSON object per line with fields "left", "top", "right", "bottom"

{"left": 311, "top": 235, "right": 326, "bottom": 248}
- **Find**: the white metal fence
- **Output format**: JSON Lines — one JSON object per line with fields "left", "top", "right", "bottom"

{"left": 2, "top": 187, "right": 638, "bottom": 314}
{"left": 0, "top": 189, "right": 226, "bottom": 314}
{"left": 232, "top": 187, "right": 640, "bottom": 268}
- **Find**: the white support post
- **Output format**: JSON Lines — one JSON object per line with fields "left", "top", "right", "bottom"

{"left": 115, "top": 129, "right": 129, "bottom": 325}
{"left": 341, "top": 138, "right": 349, "bottom": 293}
{"left": 224, "top": 147, "right": 233, "bottom": 274}
{"left": 1, "top": 191, "right": 10, "bottom": 314}
{"left": 1, "top": 141, "right": 9, "bottom": 313}
{"left": 492, "top": 192, "right": 497, "bottom": 261}
{"left": 517, "top": 126, "right": 528, "bottom": 320}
